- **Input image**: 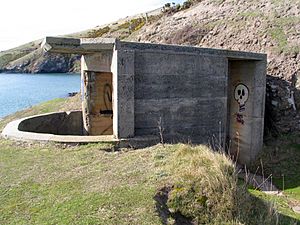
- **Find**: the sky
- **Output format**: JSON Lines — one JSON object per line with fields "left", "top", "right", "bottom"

{"left": 0, "top": 0, "right": 184, "bottom": 51}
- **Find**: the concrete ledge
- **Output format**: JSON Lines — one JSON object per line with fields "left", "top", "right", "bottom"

{"left": 118, "top": 135, "right": 160, "bottom": 148}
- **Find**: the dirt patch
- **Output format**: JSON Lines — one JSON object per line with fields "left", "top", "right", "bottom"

{"left": 154, "top": 186, "right": 194, "bottom": 225}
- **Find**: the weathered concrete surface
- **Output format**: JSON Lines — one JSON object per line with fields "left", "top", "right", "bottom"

{"left": 18, "top": 111, "right": 83, "bottom": 135}
{"left": 118, "top": 41, "right": 266, "bottom": 60}
{"left": 42, "top": 37, "right": 115, "bottom": 54}
{"left": 1, "top": 111, "right": 116, "bottom": 143}
{"left": 133, "top": 51, "right": 228, "bottom": 144}
{"left": 1, "top": 111, "right": 158, "bottom": 146}
{"left": 112, "top": 50, "right": 135, "bottom": 138}
{"left": 228, "top": 60, "right": 266, "bottom": 164}
{"left": 81, "top": 51, "right": 113, "bottom": 72}
{"left": 118, "top": 41, "right": 266, "bottom": 164}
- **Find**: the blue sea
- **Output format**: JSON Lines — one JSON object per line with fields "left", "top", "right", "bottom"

{"left": 0, "top": 73, "right": 81, "bottom": 118}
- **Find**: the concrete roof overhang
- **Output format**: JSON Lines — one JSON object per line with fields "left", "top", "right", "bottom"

{"left": 41, "top": 37, "right": 116, "bottom": 54}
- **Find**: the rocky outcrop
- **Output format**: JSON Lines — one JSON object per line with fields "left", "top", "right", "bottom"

{"left": 0, "top": 47, "right": 80, "bottom": 74}
{"left": 31, "top": 51, "right": 80, "bottom": 74}
{"left": 265, "top": 75, "right": 300, "bottom": 134}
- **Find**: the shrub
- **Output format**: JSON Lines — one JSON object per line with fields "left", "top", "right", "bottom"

{"left": 87, "top": 26, "right": 110, "bottom": 38}
{"left": 117, "top": 18, "right": 146, "bottom": 34}
{"left": 182, "top": 0, "right": 193, "bottom": 9}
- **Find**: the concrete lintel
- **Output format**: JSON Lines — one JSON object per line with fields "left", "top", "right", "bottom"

{"left": 81, "top": 51, "right": 113, "bottom": 72}
{"left": 42, "top": 36, "right": 116, "bottom": 54}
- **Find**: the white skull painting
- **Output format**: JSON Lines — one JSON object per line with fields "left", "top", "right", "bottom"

{"left": 234, "top": 84, "right": 249, "bottom": 112}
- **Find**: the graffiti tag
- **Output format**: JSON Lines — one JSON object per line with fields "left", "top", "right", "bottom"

{"left": 234, "top": 83, "right": 249, "bottom": 125}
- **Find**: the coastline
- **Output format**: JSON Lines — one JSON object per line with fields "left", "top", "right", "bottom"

{"left": 0, "top": 73, "right": 80, "bottom": 119}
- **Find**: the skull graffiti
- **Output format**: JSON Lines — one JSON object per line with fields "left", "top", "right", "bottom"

{"left": 234, "top": 84, "right": 249, "bottom": 106}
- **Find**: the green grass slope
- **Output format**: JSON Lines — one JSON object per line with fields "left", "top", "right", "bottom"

{"left": 0, "top": 97, "right": 299, "bottom": 224}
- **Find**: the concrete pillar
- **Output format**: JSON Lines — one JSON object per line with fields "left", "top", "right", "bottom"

{"left": 228, "top": 59, "right": 266, "bottom": 165}
{"left": 111, "top": 49, "right": 135, "bottom": 139}
{"left": 250, "top": 60, "right": 266, "bottom": 160}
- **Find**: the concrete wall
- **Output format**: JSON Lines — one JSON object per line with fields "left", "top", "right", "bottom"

{"left": 115, "top": 41, "right": 266, "bottom": 164}
{"left": 228, "top": 60, "right": 266, "bottom": 164}
{"left": 18, "top": 111, "right": 83, "bottom": 135}
{"left": 132, "top": 50, "right": 228, "bottom": 144}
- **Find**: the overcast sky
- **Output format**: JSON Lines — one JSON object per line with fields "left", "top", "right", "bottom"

{"left": 0, "top": 0, "right": 183, "bottom": 51}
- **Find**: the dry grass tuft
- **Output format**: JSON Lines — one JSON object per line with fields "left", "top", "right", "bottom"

{"left": 166, "top": 144, "right": 236, "bottom": 223}
{"left": 159, "top": 144, "right": 280, "bottom": 224}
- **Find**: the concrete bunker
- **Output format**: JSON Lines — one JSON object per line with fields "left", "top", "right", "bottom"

{"left": 2, "top": 37, "right": 266, "bottom": 165}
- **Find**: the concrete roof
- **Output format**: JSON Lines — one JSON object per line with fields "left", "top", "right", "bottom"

{"left": 42, "top": 36, "right": 267, "bottom": 61}
{"left": 118, "top": 41, "right": 267, "bottom": 61}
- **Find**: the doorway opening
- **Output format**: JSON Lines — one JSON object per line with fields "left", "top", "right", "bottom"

{"left": 227, "top": 59, "right": 255, "bottom": 162}
{"left": 82, "top": 71, "right": 113, "bottom": 135}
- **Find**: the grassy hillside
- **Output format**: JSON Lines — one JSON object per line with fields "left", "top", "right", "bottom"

{"left": 0, "top": 97, "right": 299, "bottom": 224}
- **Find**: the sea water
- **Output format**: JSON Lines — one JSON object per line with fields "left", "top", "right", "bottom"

{"left": 0, "top": 73, "right": 80, "bottom": 118}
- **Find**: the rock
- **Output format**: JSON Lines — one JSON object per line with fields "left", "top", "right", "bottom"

{"left": 292, "top": 206, "right": 300, "bottom": 214}
{"left": 271, "top": 100, "right": 279, "bottom": 107}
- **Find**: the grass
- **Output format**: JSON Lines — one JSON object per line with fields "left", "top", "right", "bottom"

{"left": 249, "top": 189, "right": 300, "bottom": 223}
{"left": 250, "top": 133, "right": 300, "bottom": 223}
{"left": 271, "top": 0, "right": 300, "bottom": 6}
{"left": 163, "top": 145, "right": 236, "bottom": 223}
{"left": 0, "top": 97, "right": 299, "bottom": 224}
{"left": 116, "top": 18, "right": 146, "bottom": 35}
{"left": 238, "top": 11, "right": 264, "bottom": 18}
{"left": 0, "top": 52, "right": 30, "bottom": 68}
{"left": 0, "top": 140, "right": 161, "bottom": 224}
{"left": 269, "top": 27, "right": 288, "bottom": 53}
{"left": 266, "top": 16, "right": 300, "bottom": 54}
{"left": 0, "top": 97, "right": 159, "bottom": 224}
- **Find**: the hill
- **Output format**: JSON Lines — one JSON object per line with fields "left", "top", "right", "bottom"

{"left": 0, "top": 0, "right": 299, "bottom": 133}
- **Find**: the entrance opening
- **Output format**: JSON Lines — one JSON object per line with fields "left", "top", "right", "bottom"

{"left": 227, "top": 60, "right": 255, "bottom": 162}
{"left": 82, "top": 71, "right": 113, "bottom": 135}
